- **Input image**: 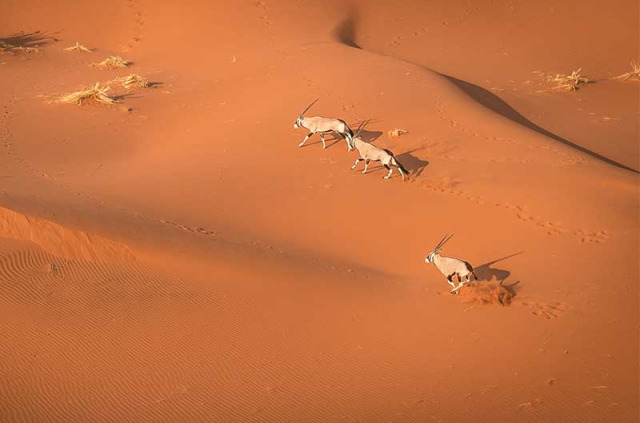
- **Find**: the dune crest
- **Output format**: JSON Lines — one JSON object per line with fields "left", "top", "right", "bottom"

{"left": 0, "top": 206, "right": 133, "bottom": 261}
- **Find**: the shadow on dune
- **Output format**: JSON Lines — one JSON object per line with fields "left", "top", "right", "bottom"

{"left": 456, "top": 252, "right": 523, "bottom": 303}
{"left": 112, "top": 93, "right": 142, "bottom": 102}
{"left": 502, "top": 280, "right": 521, "bottom": 297}
{"left": 333, "top": 13, "right": 361, "bottom": 49}
{"left": 331, "top": 17, "right": 638, "bottom": 174}
{"left": 352, "top": 118, "right": 383, "bottom": 143}
{"left": 0, "top": 31, "right": 58, "bottom": 48}
{"left": 358, "top": 129, "right": 383, "bottom": 143}
{"left": 474, "top": 252, "right": 523, "bottom": 283}
{"left": 396, "top": 150, "right": 429, "bottom": 177}
{"left": 442, "top": 75, "right": 638, "bottom": 174}
{"left": 301, "top": 135, "right": 350, "bottom": 150}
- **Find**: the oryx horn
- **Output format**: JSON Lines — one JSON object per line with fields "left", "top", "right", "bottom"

{"left": 434, "top": 234, "right": 453, "bottom": 251}
{"left": 354, "top": 119, "right": 370, "bottom": 139}
{"left": 299, "top": 98, "right": 319, "bottom": 117}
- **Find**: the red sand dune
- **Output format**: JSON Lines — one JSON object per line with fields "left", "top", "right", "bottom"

{"left": 0, "top": 1, "right": 638, "bottom": 422}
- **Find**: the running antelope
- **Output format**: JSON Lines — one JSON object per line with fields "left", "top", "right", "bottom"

{"left": 294, "top": 99, "right": 354, "bottom": 149}
{"left": 348, "top": 120, "right": 409, "bottom": 180}
{"left": 425, "top": 234, "right": 478, "bottom": 293}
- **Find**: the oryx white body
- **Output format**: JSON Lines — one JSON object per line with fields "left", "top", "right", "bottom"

{"left": 348, "top": 125, "right": 409, "bottom": 180}
{"left": 425, "top": 235, "right": 477, "bottom": 293}
{"left": 293, "top": 99, "right": 353, "bottom": 150}
{"left": 295, "top": 116, "right": 354, "bottom": 149}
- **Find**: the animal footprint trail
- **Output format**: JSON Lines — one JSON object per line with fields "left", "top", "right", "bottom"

{"left": 519, "top": 300, "right": 569, "bottom": 319}
{"left": 2, "top": 102, "right": 217, "bottom": 247}
{"left": 415, "top": 175, "right": 611, "bottom": 243}
{"left": 160, "top": 220, "right": 218, "bottom": 237}
{"left": 1, "top": 100, "right": 37, "bottom": 175}
{"left": 124, "top": 0, "right": 146, "bottom": 51}
{"left": 454, "top": 281, "right": 569, "bottom": 319}
{"left": 575, "top": 229, "right": 609, "bottom": 244}
{"left": 496, "top": 202, "right": 612, "bottom": 242}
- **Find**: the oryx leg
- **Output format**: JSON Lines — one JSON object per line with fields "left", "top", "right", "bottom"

{"left": 447, "top": 275, "right": 456, "bottom": 292}
{"left": 343, "top": 133, "right": 352, "bottom": 150}
{"left": 362, "top": 159, "right": 370, "bottom": 174}
{"left": 383, "top": 164, "right": 393, "bottom": 179}
{"left": 320, "top": 133, "right": 327, "bottom": 149}
{"left": 352, "top": 158, "right": 364, "bottom": 170}
{"left": 298, "top": 132, "right": 314, "bottom": 148}
{"left": 453, "top": 273, "right": 469, "bottom": 292}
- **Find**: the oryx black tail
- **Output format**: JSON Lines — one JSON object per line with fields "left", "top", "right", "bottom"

{"left": 384, "top": 149, "right": 409, "bottom": 177}
{"left": 464, "top": 261, "right": 478, "bottom": 280}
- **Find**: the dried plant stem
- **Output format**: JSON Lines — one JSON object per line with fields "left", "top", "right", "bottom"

{"left": 64, "top": 42, "right": 92, "bottom": 53}
{"left": 612, "top": 60, "right": 640, "bottom": 81}
{"left": 108, "top": 74, "right": 149, "bottom": 89}
{"left": 94, "top": 56, "right": 130, "bottom": 69}
{"left": 388, "top": 128, "right": 408, "bottom": 138}
{"left": 58, "top": 83, "right": 116, "bottom": 105}
{"left": 552, "top": 69, "right": 590, "bottom": 91}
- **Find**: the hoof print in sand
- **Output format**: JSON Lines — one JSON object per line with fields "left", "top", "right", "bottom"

{"left": 520, "top": 300, "right": 569, "bottom": 319}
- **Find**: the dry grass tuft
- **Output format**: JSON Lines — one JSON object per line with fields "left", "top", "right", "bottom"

{"left": 552, "top": 69, "right": 590, "bottom": 91}
{"left": 58, "top": 83, "right": 116, "bottom": 105}
{"left": 64, "top": 42, "right": 92, "bottom": 53}
{"left": 0, "top": 40, "right": 39, "bottom": 54}
{"left": 388, "top": 128, "right": 408, "bottom": 138}
{"left": 612, "top": 60, "right": 640, "bottom": 81}
{"left": 111, "top": 73, "right": 149, "bottom": 89}
{"left": 94, "top": 55, "right": 130, "bottom": 69}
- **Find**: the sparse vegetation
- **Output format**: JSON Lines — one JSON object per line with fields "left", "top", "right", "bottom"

{"left": 64, "top": 42, "right": 92, "bottom": 53}
{"left": 0, "top": 40, "right": 38, "bottom": 54}
{"left": 58, "top": 83, "right": 116, "bottom": 105}
{"left": 552, "top": 69, "right": 590, "bottom": 91}
{"left": 612, "top": 60, "right": 640, "bottom": 81}
{"left": 94, "top": 56, "right": 130, "bottom": 69}
{"left": 110, "top": 73, "right": 149, "bottom": 89}
{"left": 388, "top": 128, "right": 408, "bottom": 138}
{"left": 0, "top": 31, "right": 54, "bottom": 54}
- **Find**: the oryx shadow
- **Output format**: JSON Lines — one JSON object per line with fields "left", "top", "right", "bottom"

{"left": 327, "top": 138, "right": 351, "bottom": 149}
{"left": 112, "top": 93, "right": 142, "bottom": 101}
{"left": 474, "top": 252, "right": 523, "bottom": 283}
{"left": 302, "top": 134, "right": 350, "bottom": 150}
{"left": 351, "top": 119, "right": 384, "bottom": 144}
{"left": 396, "top": 150, "right": 429, "bottom": 177}
{"left": 358, "top": 129, "right": 383, "bottom": 143}
{"left": 353, "top": 165, "right": 386, "bottom": 175}
{"left": 349, "top": 164, "right": 406, "bottom": 180}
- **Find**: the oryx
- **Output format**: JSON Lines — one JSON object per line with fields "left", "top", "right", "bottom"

{"left": 294, "top": 99, "right": 354, "bottom": 149}
{"left": 349, "top": 120, "right": 409, "bottom": 180}
{"left": 425, "top": 234, "right": 478, "bottom": 293}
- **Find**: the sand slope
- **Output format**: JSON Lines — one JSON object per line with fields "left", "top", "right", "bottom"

{"left": 0, "top": 0, "right": 637, "bottom": 422}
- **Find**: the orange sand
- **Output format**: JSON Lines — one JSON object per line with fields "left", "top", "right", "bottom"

{"left": 0, "top": 1, "right": 637, "bottom": 422}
